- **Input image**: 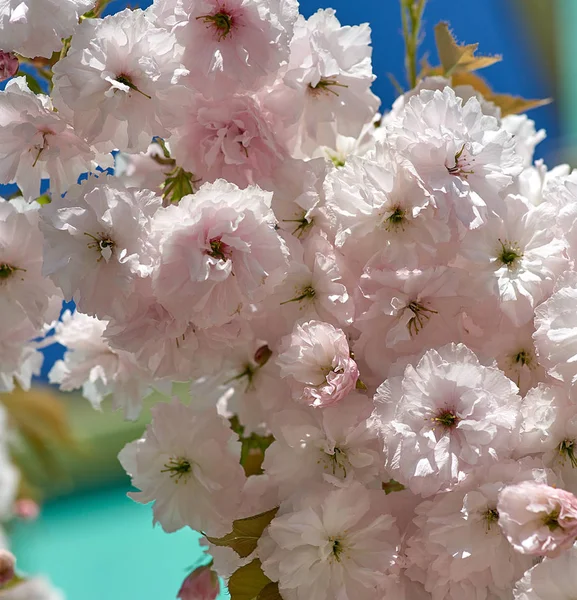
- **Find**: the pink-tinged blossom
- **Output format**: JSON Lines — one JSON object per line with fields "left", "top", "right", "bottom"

{"left": 262, "top": 232, "right": 354, "bottom": 338}
{"left": 373, "top": 343, "right": 522, "bottom": 497}
{"left": 322, "top": 143, "right": 450, "bottom": 271}
{"left": 513, "top": 543, "right": 577, "bottom": 600}
{"left": 105, "top": 279, "right": 248, "bottom": 382}
{"left": 457, "top": 194, "right": 567, "bottom": 326}
{"left": 153, "top": 179, "right": 289, "bottom": 328}
{"left": 114, "top": 142, "right": 173, "bottom": 193}
{"left": 0, "top": 77, "right": 97, "bottom": 200}
{"left": 177, "top": 565, "right": 220, "bottom": 600}
{"left": 262, "top": 394, "right": 383, "bottom": 496}
{"left": 269, "top": 8, "right": 380, "bottom": 158}
{"left": 258, "top": 482, "right": 400, "bottom": 600}
{"left": 0, "top": 197, "right": 62, "bottom": 329}
{"left": 169, "top": 94, "right": 287, "bottom": 189}
{"left": 473, "top": 317, "right": 548, "bottom": 396}
{"left": 41, "top": 176, "right": 160, "bottom": 320}
{"left": 0, "top": 319, "right": 43, "bottom": 393}
{"left": 276, "top": 320, "right": 358, "bottom": 407}
{"left": 52, "top": 9, "right": 188, "bottom": 152}
{"left": 386, "top": 87, "right": 523, "bottom": 229}
{"left": 0, "top": 0, "right": 93, "bottom": 58}
{"left": 152, "top": 0, "right": 298, "bottom": 97}
{"left": 404, "top": 460, "right": 552, "bottom": 600}
{"left": 498, "top": 481, "right": 577, "bottom": 557}
{"left": 516, "top": 384, "right": 577, "bottom": 495}
{"left": 47, "top": 310, "right": 161, "bottom": 421}
{"left": 354, "top": 266, "right": 467, "bottom": 377}
{"left": 0, "top": 52, "right": 18, "bottom": 82}
{"left": 119, "top": 400, "right": 245, "bottom": 536}
{"left": 533, "top": 284, "right": 577, "bottom": 386}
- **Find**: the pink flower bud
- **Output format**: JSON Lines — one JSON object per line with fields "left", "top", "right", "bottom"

{"left": 177, "top": 565, "right": 220, "bottom": 600}
{"left": 0, "top": 550, "right": 16, "bottom": 585}
{"left": 14, "top": 499, "right": 40, "bottom": 521}
{"left": 0, "top": 51, "right": 19, "bottom": 82}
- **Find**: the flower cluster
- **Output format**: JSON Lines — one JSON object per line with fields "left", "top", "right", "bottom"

{"left": 2, "top": 0, "right": 577, "bottom": 599}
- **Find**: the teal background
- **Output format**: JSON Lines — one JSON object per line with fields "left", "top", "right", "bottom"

{"left": 10, "top": 483, "right": 228, "bottom": 599}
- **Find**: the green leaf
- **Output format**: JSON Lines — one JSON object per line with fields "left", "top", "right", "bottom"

{"left": 21, "top": 72, "right": 43, "bottom": 95}
{"left": 434, "top": 22, "right": 501, "bottom": 75}
{"left": 205, "top": 507, "right": 278, "bottom": 558}
{"left": 228, "top": 560, "right": 271, "bottom": 600}
{"left": 257, "top": 582, "right": 283, "bottom": 600}
{"left": 35, "top": 194, "right": 51, "bottom": 205}
{"left": 382, "top": 479, "right": 406, "bottom": 494}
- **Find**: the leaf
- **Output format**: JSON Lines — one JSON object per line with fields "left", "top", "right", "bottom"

{"left": 35, "top": 194, "right": 51, "bottom": 205}
{"left": 205, "top": 507, "right": 278, "bottom": 558}
{"left": 228, "top": 560, "right": 271, "bottom": 600}
{"left": 382, "top": 479, "right": 406, "bottom": 494}
{"left": 1, "top": 387, "right": 76, "bottom": 475}
{"left": 450, "top": 71, "right": 493, "bottom": 97}
{"left": 21, "top": 72, "right": 43, "bottom": 95}
{"left": 258, "top": 582, "right": 283, "bottom": 600}
{"left": 434, "top": 22, "right": 501, "bottom": 75}
{"left": 485, "top": 93, "right": 552, "bottom": 116}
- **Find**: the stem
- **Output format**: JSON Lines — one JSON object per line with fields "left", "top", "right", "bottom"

{"left": 400, "top": 0, "right": 427, "bottom": 88}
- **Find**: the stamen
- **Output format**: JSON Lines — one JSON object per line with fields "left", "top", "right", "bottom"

{"left": 196, "top": 11, "right": 234, "bottom": 41}
{"left": 558, "top": 439, "right": 577, "bottom": 468}
{"left": 432, "top": 409, "right": 459, "bottom": 429}
{"left": 115, "top": 74, "right": 152, "bottom": 100}
{"left": 280, "top": 285, "right": 316, "bottom": 305}
{"left": 447, "top": 143, "right": 475, "bottom": 178}
{"left": 406, "top": 300, "right": 438, "bottom": 336}
{"left": 309, "top": 77, "right": 349, "bottom": 98}
{"left": 497, "top": 239, "right": 523, "bottom": 268}
{"left": 483, "top": 508, "right": 499, "bottom": 532}
{"left": 0, "top": 264, "right": 26, "bottom": 280}
{"left": 161, "top": 457, "right": 192, "bottom": 482}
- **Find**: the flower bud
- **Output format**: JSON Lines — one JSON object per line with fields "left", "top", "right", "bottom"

{"left": 254, "top": 344, "right": 272, "bottom": 367}
{"left": 14, "top": 499, "right": 40, "bottom": 521}
{"left": 0, "top": 51, "right": 19, "bottom": 82}
{"left": 0, "top": 550, "right": 16, "bottom": 586}
{"left": 177, "top": 565, "right": 220, "bottom": 600}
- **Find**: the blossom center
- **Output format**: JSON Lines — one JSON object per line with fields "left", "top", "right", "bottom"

{"left": 558, "top": 439, "right": 577, "bottom": 468}
{"left": 513, "top": 348, "right": 533, "bottom": 367}
{"left": 0, "top": 263, "right": 21, "bottom": 280}
{"left": 197, "top": 11, "right": 234, "bottom": 41}
{"left": 84, "top": 232, "right": 116, "bottom": 262}
{"left": 308, "top": 76, "right": 349, "bottom": 98}
{"left": 321, "top": 445, "right": 349, "bottom": 478}
{"left": 384, "top": 206, "right": 407, "bottom": 231}
{"left": 115, "top": 74, "right": 152, "bottom": 100}
{"left": 406, "top": 300, "right": 438, "bottom": 336}
{"left": 542, "top": 509, "right": 561, "bottom": 532}
{"left": 280, "top": 284, "right": 316, "bottom": 306}
{"left": 328, "top": 536, "right": 346, "bottom": 562}
{"left": 432, "top": 409, "right": 459, "bottom": 430}
{"left": 207, "top": 237, "right": 231, "bottom": 261}
{"left": 282, "top": 214, "right": 314, "bottom": 238}
{"left": 497, "top": 239, "right": 523, "bottom": 268}
{"left": 446, "top": 143, "right": 475, "bottom": 178}
{"left": 483, "top": 507, "right": 499, "bottom": 532}
{"left": 161, "top": 457, "right": 192, "bottom": 483}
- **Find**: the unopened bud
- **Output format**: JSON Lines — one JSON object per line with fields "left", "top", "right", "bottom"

{"left": 0, "top": 51, "right": 19, "bottom": 82}
{"left": 254, "top": 344, "right": 272, "bottom": 367}
{"left": 14, "top": 499, "right": 40, "bottom": 521}
{"left": 0, "top": 550, "right": 16, "bottom": 586}
{"left": 177, "top": 565, "right": 219, "bottom": 600}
